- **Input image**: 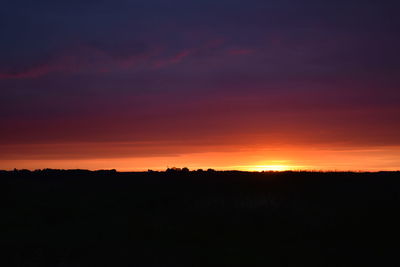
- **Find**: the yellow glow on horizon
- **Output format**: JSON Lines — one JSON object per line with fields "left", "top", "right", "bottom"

{"left": 242, "top": 165, "right": 292, "bottom": 172}
{"left": 231, "top": 159, "right": 304, "bottom": 172}
{"left": 235, "top": 161, "right": 304, "bottom": 172}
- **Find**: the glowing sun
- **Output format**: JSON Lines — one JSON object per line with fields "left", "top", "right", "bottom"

{"left": 245, "top": 165, "right": 291, "bottom": 172}
{"left": 237, "top": 160, "right": 302, "bottom": 172}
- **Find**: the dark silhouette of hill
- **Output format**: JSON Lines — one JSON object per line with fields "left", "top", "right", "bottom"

{"left": 2, "top": 169, "right": 400, "bottom": 266}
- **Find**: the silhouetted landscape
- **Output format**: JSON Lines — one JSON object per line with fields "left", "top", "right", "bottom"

{"left": 2, "top": 169, "right": 400, "bottom": 266}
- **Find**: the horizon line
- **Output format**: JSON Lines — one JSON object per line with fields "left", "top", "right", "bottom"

{"left": 2, "top": 168, "right": 399, "bottom": 173}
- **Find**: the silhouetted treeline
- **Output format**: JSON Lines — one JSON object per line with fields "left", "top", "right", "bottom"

{"left": 2, "top": 170, "right": 400, "bottom": 266}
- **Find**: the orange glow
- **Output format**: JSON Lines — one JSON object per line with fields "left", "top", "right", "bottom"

{"left": 1, "top": 143, "right": 399, "bottom": 172}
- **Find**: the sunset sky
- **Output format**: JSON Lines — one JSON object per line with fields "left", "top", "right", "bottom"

{"left": 1, "top": 0, "right": 400, "bottom": 171}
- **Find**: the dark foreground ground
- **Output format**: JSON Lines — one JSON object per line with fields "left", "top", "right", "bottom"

{"left": 2, "top": 169, "right": 400, "bottom": 266}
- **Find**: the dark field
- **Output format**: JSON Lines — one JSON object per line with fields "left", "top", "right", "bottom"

{"left": 2, "top": 170, "right": 400, "bottom": 266}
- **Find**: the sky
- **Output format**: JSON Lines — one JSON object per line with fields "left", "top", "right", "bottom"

{"left": 1, "top": 0, "right": 400, "bottom": 171}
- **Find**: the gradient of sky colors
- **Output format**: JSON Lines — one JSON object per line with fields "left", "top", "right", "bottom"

{"left": 1, "top": 0, "right": 400, "bottom": 171}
